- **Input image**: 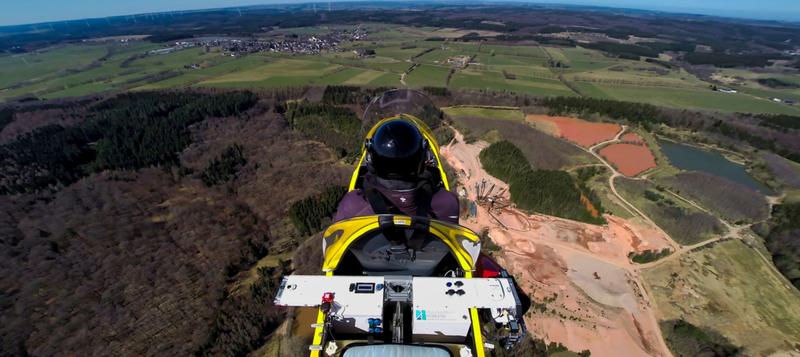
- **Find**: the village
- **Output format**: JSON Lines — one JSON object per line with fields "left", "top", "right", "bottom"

{"left": 147, "top": 27, "right": 368, "bottom": 57}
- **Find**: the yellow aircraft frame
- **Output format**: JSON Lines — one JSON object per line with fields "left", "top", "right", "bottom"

{"left": 347, "top": 114, "right": 450, "bottom": 192}
{"left": 310, "top": 114, "right": 485, "bottom": 356}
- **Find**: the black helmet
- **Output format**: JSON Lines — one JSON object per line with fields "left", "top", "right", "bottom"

{"left": 367, "top": 119, "right": 427, "bottom": 179}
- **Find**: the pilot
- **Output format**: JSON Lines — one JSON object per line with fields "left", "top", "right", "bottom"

{"left": 333, "top": 119, "right": 459, "bottom": 223}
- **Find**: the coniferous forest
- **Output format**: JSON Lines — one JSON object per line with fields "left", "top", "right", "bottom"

{"left": 0, "top": 91, "right": 258, "bottom": 194}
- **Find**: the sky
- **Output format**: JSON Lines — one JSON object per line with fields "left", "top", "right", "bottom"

{"left": 1, "top": 0, "right": 799, "bottom": 26}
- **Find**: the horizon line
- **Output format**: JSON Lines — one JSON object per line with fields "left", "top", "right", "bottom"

{"left": 1, "top": 0, "right": 799, "bottom": 29}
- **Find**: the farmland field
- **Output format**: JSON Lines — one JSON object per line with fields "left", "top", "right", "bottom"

{"left": 404, "top": 64, "right": 451, "bottom": 87}
{"left": 450, "top": 68, "right": 575, "bottom": 97}
{"left": 2, "top": 32, "right": 799, "bottom": 116}
{"left": 0, "top": 44, "right": 110, "bottom": 89}
{"left": 569, "top": 83, "right": 800, "bottom": 115}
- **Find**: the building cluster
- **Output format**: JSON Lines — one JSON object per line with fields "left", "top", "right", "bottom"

{"left": 150, "top": 28, "right": 368, "bottom": 57}
{"left": 771, "top": 97, "right": 797, "bottom": 105}
{"left": 147, "top": 41, "right": 198, "bottom": 55}
{"left": 145, "top": 28, "right": 366, "bottom": 57}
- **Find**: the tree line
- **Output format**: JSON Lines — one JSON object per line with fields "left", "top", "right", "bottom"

{"left": 480, "top": 140, "right": 605, "bottom": 224}
{"left": 660, "top": 319, "right": 741, "bottom": 357}
{"left": 321, "top": 85, "right": 390, "bottom": 105}
{"left": 754, "top": 114, "right": 800, "bottom": 131}
{"left": 684, "top": 52, "right": 785, "bottom": 68}
{"left": 538, "top": 96, "right": 667, "bottom": 126}
{"left": 536, "top": 96, "right": 800, "bottom": 163}
{"left": 628, "top": 248, "right": 672, "bottom": 264}
{"left": 575, "top": 167, "right": 605, "bottom": 218}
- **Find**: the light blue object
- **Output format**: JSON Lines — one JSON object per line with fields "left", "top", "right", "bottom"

{"left": 343, "top": 344, "right": 451, "bottom": 357}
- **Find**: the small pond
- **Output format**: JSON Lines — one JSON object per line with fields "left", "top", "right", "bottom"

{"left": 658, "top": 139, "right": 771, "bottom": 194}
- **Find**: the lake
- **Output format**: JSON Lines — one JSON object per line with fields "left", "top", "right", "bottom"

{"left": 658, "top": 139, "right": 771, "bottom": 193}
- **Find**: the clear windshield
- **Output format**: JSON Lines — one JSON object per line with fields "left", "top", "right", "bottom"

{"left": 361, "top": 89, "right": 442, "bottom": 130}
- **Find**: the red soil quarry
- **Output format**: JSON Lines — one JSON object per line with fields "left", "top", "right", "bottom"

{"left": 527, "top": 115, "right": 621, "bottom": 148}
{"left": 599, "top": 143, "right": 656, "bottom": 177}
{"left": 441, "top": 130, "right": 674, "bottom": 357}
{"left": 620, "top": 133, "right": 644, "bottom": 144}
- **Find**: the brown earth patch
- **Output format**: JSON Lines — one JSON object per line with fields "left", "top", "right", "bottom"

{"left": 527, "top": 114, "right": 621, "bottom": 148}
{"left": 599, "top": 143, "right": 657, "bottom": 177}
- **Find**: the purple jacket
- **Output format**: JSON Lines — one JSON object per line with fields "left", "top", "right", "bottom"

{"left": 333, "top": 188, "right": 460, "bottom": 223}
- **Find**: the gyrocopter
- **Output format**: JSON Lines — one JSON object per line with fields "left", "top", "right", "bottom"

{"left": 274, "top": 89, "right": 528, "bottom": 357}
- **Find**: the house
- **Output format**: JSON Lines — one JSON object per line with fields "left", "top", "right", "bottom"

{"left": 352, "top": 48, "right": 375, "bottom": 58}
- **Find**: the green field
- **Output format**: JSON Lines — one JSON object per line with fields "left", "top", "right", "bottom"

{"left": 0, "top": 43, "right": 239, "bottom": 99}
{"left": 478, "top": 44, "right": 547, "bottom": 58}
{"left": 3, "top": 29, "right": 800, "bottom": 116}
{"left": 0, "top": 44, "right": 110, "bottom": 89}
{"left": 546, "top": 46, "right": 619, "bottom": 72}
{"left": 450, "top": 68, "right": 575, "bottom": 96}
{"left": 643, "top": 240, "right": 800, "bottom": 355}
{"left": 571, "top": 82, "right": 800, "bottom": 115}
{"left": 404, "top": 64, "right": 451, "bottom": 87}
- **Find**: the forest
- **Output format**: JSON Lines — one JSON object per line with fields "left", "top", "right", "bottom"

{"left": 761, "top": 202, "right": 800, "bottom": 289}
{"left": 200, "top": 144, "right": 247, "bottom": 186}
{"left": 0, "top": 87, "right": 363, "bottom": 356}
{"left": 755, "top": 114, "right": 800, "bottom": 131}
{"left": 288, "top": 186, "right": 348, "bottom": 236}
{"left": 580, "top": 42, "right": 661, "bottom": 59}
{"left": 0, "top": 91, "right": 258, "bottom": 194}
{"left": 480, "top": 140, "right": 605, "bottom": 224}
{"left": 660, "top": 319, "right": 741, "bottom": 357}
{"left": 628, "top": 248, "right": 672, "bottom": 264}
{"left": 283, "top": 100, "right": 362, "bottom": 158}
{"left": 0, "top": 107, "right": 12, "bottom": 131}
{"left": 684, "top": 52, "right": 784, "bottom": 68}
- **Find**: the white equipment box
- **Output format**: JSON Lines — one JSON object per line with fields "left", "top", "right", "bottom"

{"left": 274, "top": 275, "right": 520, "bottom": 339}
{"left": 411, "top": 277, "right": 518, "bottom": 341}
{"left": 275, "top": 275, "right": 385, "bottom": 334}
